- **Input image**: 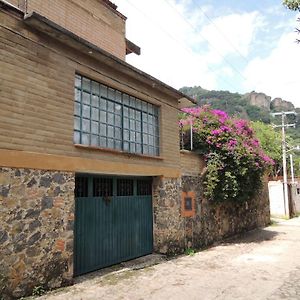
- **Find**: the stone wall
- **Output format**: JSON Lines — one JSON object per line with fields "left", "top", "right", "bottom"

{"left": 182, "top": 175, "right": 270, "bottom": 250}
{"left": 152, "top": 177, "right": 185, "bottom": 255}
{"left": 153, "top": 166, "right": 270, "bottom": 255}
{"left": 0, "top": 168, "right": 75, "bottom": 299}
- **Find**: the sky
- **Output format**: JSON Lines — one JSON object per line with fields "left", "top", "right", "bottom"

{"left": 113, "top": 0, "right": 300, "bottom": 108}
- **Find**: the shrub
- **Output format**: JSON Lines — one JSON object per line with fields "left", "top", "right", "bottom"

{"left": 179, "top": 105, "right": 274, "bottom": 203}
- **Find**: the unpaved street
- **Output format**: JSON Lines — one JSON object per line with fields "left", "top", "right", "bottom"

{"left": 37, "top": 217, "right": 300, "bottom": 300}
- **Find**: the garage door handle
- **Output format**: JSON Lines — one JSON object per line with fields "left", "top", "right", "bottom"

{"left": 103, "top": 196, "right": 112, "bottom": 205}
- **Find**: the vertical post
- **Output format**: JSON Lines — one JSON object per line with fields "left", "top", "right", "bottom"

{"left": 290, "top": 154, "right": 295, "bottom": 184}
{"left": 190, "top": 122, "right": 193, "bottom": 151}
{"left": 282, "top": 113, "right": 290, "bottom": 217}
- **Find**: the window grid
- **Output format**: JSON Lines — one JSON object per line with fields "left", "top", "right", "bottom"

{"left": 74, "top": 74, "right": 160, "bottom": 156}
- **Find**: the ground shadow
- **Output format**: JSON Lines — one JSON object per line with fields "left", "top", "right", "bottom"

{"left": 220, "top": 227, "right": 284, "bottom": 246}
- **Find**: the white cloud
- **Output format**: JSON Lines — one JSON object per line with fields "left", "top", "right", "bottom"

{"left": 114, "top": 0, "right": 262, "bottom": 90}
{"left": 114, "top": 0, "right": 300, "bottom": 108}
{"left": 200, "top": 11, "right": 265, "bottom": 59}
{"left": 244, "top": 28, "right": 300, "bottom": 108}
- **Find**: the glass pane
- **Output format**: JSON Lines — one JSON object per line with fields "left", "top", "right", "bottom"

{"left": 115, "top": 103, "right": 122, "bottom": 115}
{"left": 130, "top": 119, "right": 135, "bottom": 130}
{"left": 91, "top": 107, "right": 99, "bottom": 121}
{"left": 124, "top": 129, "right": 129, "bottom": 141}
{"left": 91, "top": 95, "right": 99, "bottom": 107}
{"left": 116, "top": 91, "right": 122, "bottom": 103}
{"left": 74, "top": 117, "right": 80, "bottom": 130}
{"left": 148, "top": 115, "right": 153, "bottom": 124}
{"left": 82, "top": 77, "right": 90, "bottom": 91}
{"left": 82, "top": 119, "right": 90, "bottom": 132}
{"left": 136, "top": 99, "right": 142, "bottom": 110}
{"left": 142, "top": 101, "right": 148, "bottom": 112}
{"left": 155, "top": 126, "right": 159, "bottom": 136}
{"left": 100, "top": 85, "right": 107, "bottom": 98}
{"left": 107, "top": 126, "right": 114, "bottom": 138}
{"left": 115, "top": 115, "right": 121, "bottom": 127}
{"left": 107, "top": 138, "right": 114, "bottom": 149}
{"left": 153, "top": 106, "right": 159, "bottom": 116}
{"left": 142, "top": 112, "right": 148, "bottom": 122}
{"left": 143, "top": 123, "right": 148, "bottom": 134}
{"left": 136, "top": 132, "right": 141, "bottom": 143}
{"left": 130, "top": 143, "right": 136, "bottom": 153}
{"left": 82, "top": 105, "right": 90, "bottom": 119}
{"left": 148, "top": 146, "right": 154, "bottom": 155}
{"left": 100, "top": 137, "right": 107, "bottom": 147}
{"left": 130, "top": 131, "right": 135, "bottom": 142}
{"left": 75, "top": 75, "right": 81, "bottom": 88}
{"left": 100, "top": 98, "right": 107, "bottom": 110}
{"left": 143, "top": 145, "right": 148, "bottom": 154}
{"left": 100, "top": 111, "right": 107, "bottom": 123}
{"left": 107, "top": 113, "right": 114, "bottom": 125}
{"left": 149, "top": 125, "right": 154, "bottom": 135}
{"left": 154, "top": 116, "right": 159, "bottom": 127}
{"left": 82, "top": 133, "right": 90, "bottom": 145}
{"left": 123, "top": 107, "right": 129, "bottom": 117}
{"left": 100, "top": 124, "right": 107, "bottom": 136}
{"left": 123, "top": 117, "right": 129, "bottom": 129}
{"left": 136, "top": 121, "right": 141, "bottom": 132}
{"left": 136, "top": 111, "right": 141, "bottom": 121}
{"left": 75, "top": 88, "right": 81, "bottom": 102}
{"left": 115, "top": 127, "right": 121, "bottom": 140}
{"left": 149, "top": 135, "right": 154, "bottom": 146}
{"left": 143, "top": 134, "right": 148, "bottom": 144}
{"left": 129, "top": 108, "right": 135, "bottom": 118}
{"left": 123, "top": 94, "right": 129, "bottom": 105}
{"left": 115, "top": 140, "right": 122, "bottom": 150}
{"left": 91, "top": 121, "right": 99, "bottom": 134}
{"left": 108, "top": 101, "right": 114, "bottom": 112}
{"left": 136, "top": 144, "right": 142, "bottom": 154}
{"left": 124, "top": 141, "right": 129, "bottom": 151}
{"left": 74, "top": 102, "right": 80, "bottom": 116}
{"left": 130, "top": 96, "right": 136, "bottom": 108}
{"left": 91, "top": 135, "right": 98, "bottom": 146}
{"left": 92, "top": 81, "right": 100, "bottom": 95}
{"left": 73, "top": 131, "right": 80, "bottom": 144}
{"left": 108, "top": 88, "right": 115, "bottom": 100}
{"left": 82, "top": 92, "right": 90, "bottom": 105}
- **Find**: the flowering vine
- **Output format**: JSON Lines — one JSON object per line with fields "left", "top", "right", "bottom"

{"left": 179, "top": 105, "right": 274, "bottom": 203}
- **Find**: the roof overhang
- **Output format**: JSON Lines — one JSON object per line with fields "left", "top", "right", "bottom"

{"left": 22, "top": 12, "right": 195, "bottom": 105}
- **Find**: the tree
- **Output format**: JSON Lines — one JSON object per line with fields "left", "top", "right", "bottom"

{"left": 283, "top": 0, "right": 300, "bottom": 42}
{"left": 283, "top": 0, "right": 300, "bottom": 10}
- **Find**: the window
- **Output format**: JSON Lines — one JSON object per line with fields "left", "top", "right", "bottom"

{"left": 74, "top": 74, "right": 160, "bottom": 156}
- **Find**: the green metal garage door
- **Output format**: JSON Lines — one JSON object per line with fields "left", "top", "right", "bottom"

{"left": 74, "top": 175, "right": 153, "bottom": 276}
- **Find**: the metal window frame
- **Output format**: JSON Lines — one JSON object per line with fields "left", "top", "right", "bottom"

{"left": 74, "top": 74, "right": 160, "bottom": 156}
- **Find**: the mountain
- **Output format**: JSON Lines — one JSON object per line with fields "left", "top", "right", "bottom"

{"left": 179, "top": 86, "right": 300, "bottom": 144}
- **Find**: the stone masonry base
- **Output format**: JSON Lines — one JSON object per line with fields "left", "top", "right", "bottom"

{"left": 0, "top": 168, "right": 75, "bottom": 299}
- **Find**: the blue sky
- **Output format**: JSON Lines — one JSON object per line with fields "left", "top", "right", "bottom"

{"left": 114, "top": 0, "right": 300, "bottom": 107}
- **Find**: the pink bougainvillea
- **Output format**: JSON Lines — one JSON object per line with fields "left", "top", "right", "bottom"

{"left": 179, "top": 105, "right": 274, "bottom": 202}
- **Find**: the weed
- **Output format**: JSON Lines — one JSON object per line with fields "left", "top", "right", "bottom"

{"left": 185, "top": 248, "right": 195, "bottom": 256}
{"left": 32, "top": 285, "right": 46, "bottom": 297}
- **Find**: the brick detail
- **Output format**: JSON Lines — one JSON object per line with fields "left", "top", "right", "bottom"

{"left": 25, "top": 0, "right": 126, "bottom": 60}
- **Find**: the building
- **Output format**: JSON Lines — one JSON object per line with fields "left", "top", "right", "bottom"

{"left": 0, "top": 1, "right": 270, "bottom": 298}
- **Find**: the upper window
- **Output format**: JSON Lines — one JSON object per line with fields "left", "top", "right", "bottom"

{"left": 74, "top": 74, "right": 160, "bottom": 156}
